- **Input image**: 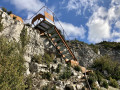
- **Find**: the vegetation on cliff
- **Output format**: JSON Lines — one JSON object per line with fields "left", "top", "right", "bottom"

{"left": 0, "top": 36, "right": 26, "bottom": 89}
{"left": 89, "top": 55, "right": 120, "bottom": 89}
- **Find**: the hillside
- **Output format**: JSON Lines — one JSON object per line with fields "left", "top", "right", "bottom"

{"left": 0, "top": 8, "right": 120, "bottom": 90}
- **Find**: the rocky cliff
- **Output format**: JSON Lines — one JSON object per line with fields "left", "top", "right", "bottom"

{"left": 68, "top": 40, "right": 120, "bottom": 67}
{"left": 0, "top": 9, "right": 120, "bottom": 90}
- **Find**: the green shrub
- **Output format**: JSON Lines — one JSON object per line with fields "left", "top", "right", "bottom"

{"left": 95, "top": 71, "right": 104, "bottom": 85}
{"left": 92, "top": 55, "right": 120, "bottom": 80}
{"left": 56, "top": 64, "right": 62, "bottom": 73}
{"left": 88, "top": 72, "right": 98, "bottom": 89}
{"left": 74, "top": 66, "right": 81, "bottom": 72}
{"left": 43, "top": 52, "right": 53, "bottom": 64}
{"left": 42, "top": 72, "right": 51, "bottom": 80}
{"left": 89, "top": 44, "right": 99, "bottom": 53}
{"left": 32, "top": 54, "right": 42, "bottom": 64}
{"left": 109, "top": 77, "right": 119, "bottom": 88}
{"left": 98, "top": 41, "right": 120, "bottom": 50}
{"left": 20, "top": 26, "right": 29, "bottom": 49}
{"left": 7, "top": 11, "right": 12, "bottom": 15}
{"left": 2, "top": 7, "right": 7, "bottom": 12}
{"left": 41, "top": 84, "right": 56, "bottom": 90}
{"left": 60, "top": 66, "right": 72, "bottom": 79}
{"left": 0, "top": 23, "right": 3, "bottom": 32}
{"left": 102, "top": 80, "right": 108, "bottom": 89}
{"left": 25, "top": 75, "right": 33, "bottom": 90}
{"left": 0, "top": 36, "right": 26, "bottom": 89}
{"left": 0, "top": 15, "right": 3, "bottom": 32}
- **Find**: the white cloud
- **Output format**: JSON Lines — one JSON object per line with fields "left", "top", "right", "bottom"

{"left": 66, "top": 0, "right": 99, "bottom": 15}
{"left": 87, "top": 7, "right": 111, "bottom": 43}
{"left": 112, "top": 30, "right": 120, "bottom": 38}
{"left": 55, "top": 21, "right": 86, "bottom": 40}
{"left": 9, "top": 0, "right": 45, "bottom": 13}
{"left": 87, "top": 18, "right": 111, "bottom": 43}
{"left": 115, "top": 38, "right": 120, "bottom": 42}
{"left": 87, "top": 0, "right": 120, "bottom": 43}
{"left": 115, "top": 21, "right": 120, "bottom": 29}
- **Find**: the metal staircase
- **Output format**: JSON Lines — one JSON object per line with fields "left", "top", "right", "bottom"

{"left": 31, "top": 8, "right": 79, "bottom": 66}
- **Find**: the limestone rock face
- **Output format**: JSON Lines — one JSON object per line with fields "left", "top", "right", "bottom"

{"left": 69, "top": 42, "right": 99, "bottom": 67}
{"left": 0, "top": 12, "right": 24, "bottom": 42}
{"left": 1, "top": 10, "right": 119, "bottom": 90}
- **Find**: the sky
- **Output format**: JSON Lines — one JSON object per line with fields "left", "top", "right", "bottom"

{"left": 0, "top": 0, "right": 120, "bottom": 44}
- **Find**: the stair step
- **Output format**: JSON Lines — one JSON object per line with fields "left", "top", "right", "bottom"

{"left": 37, "top": 25, "right": 46, "bottom": 31}
{"left": 47, "top": 27, "right": 55, "bottom": 33}
{"left": 57, "top": 46, "right": 66, "bottom": 51}
{"left": 53, "top": 38, "right": 61, "bottom": 42}
{"left": 41, "top": 22, "right": 50, "bottom": 29}
{"left": 51, "top": 34, "right": 58, "bottom": 38}
{"left": 44, "top": 20, "right": 54, "bottom": 27}
{"left": 64, "top": 55, "right": 71, "bottom": 59}
{"left": 61, "top": 51, "right": 69, "bottom": 54}
{"left": 56, "top": 42, "right": 63, "bottom": 46}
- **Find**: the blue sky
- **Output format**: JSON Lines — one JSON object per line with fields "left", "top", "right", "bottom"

{"left": 0, "top": 0, "right": 120, "bottom": 44}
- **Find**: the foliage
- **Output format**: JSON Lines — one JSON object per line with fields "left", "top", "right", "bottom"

{"left": 0, "top": 23, "right": 3, "bottom": 32}
{"left": 89, "top": 44, "right": 99, "bottom": 53}
{"left": 98, "top": 41, "right": 120, "bottom": 50}
{"left": 43, "top": 52, "right": 54, "bottom": 64}
{"left": 31, "top": 54, "right": 42, "bottom": 64}
{"left": 56, "top": 64, "right": 62, "bottom": 73}
{"left": 102, "top": 80, "right": 108, "bottom": 89}
{"left": 20, "top": 26, "right": 29, "bottom": 49}
{"left": 42, "top": 72, "right": 51, "bottom": 80}
{"left": 59, "top": 66, "right": 72, "bottom": 79}
{"left": 74, "top": 66, "right": 81, "bottom": 72}
{"left": 0, "top": 36, "right": 26, "bottom": 89}
{"left": 25, "top": 75, "right": 33, "bottom": 90}
{"left": 0, "top": 14, "right": 3, "bottom": 32}
{"left": 2, "top": 7, "right": 7, "bottom": 12}
{"left": 7, "top": 11, "right": 12, "bottom": 15}
{"left": 95, "top": 71, "right": 104, "bottom": 85}
{"left": 92, "top": 55, "right": 120, "bottom": 80}
{"left": 88, "top": 72, "right": 97, "bottom": 88}
{"left": 109, "top": 77, "right": 119, "bottom": 88}
{"left": 41, "top": 84, "right": 56, "bottom": 90}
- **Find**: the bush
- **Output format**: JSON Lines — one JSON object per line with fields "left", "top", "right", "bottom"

{"left": 25, "top": 75, "right": 33, "bottom": 90}
{"left": 74, "top": 66, "right": 81, "bottom": 72}
{"left": 89, "top": 44, "right": 99, "bottom": 53}
{"left": 88, "top": 72, "right": 98, "bottom": 89}
{"left": 2, "top": 7, "right": 7, "bottom": 12}
{"left": 0, "top": 15, "right": 3, "bottom": 32}
{"left": 0, "top": 23, "right": 3, "bottom": 32}
{"left": 42, "top": 72, "right": 51, "bottom": 80}
{"left": 56, "top": 64, "right": 62, "bottom": 73}
{"left": 92, "top": 55, "right": 120, "bottom": 80}
{"left": 7, "top": 11, "right": 12, "bottom": 15}
{"left": 95, "top": 71, "right": 104, "bottom": 85}
{"left": 43, "top": 52, "right": 53, "bottom": 64}
{"left": 109, "top": 77, "right": 119, "bottom": 88}
{"left": 0, "top": 36, "right": 26, "bottom": 89}
{"left": 98, "top": 41, "right": 120, "bottom": 50}
{"left": 60, "top": 66, "right": 72, "bottom": 79}
{"left": 102, "top": 80, "right": 108, "bottom": 89}
{"left": 31, "top": 54, "right": 42, "bottom": 64}
{"left": 20, "top": 26, "right": 29, "bottom": 49}
{"left": 41, "top": 84, "right": 56, "bottom": 90}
